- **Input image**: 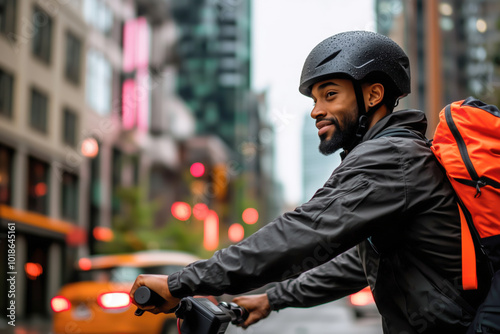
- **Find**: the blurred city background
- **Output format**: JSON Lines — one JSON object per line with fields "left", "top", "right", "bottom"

{"left": 0, "top": 0, "right": 499, "bottom": 333}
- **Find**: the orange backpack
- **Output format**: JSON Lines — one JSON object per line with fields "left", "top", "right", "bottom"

{"left": 431, "top": 97, "right": 500, "bottom": 290}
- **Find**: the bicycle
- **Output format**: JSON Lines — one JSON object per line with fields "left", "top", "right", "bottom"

{"left": 134, "top": 286, "right": 248, "bottom": 334}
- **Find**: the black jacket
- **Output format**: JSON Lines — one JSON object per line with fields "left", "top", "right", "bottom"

{"left": 168, "top": 110, "right": 486, "bottom": 333}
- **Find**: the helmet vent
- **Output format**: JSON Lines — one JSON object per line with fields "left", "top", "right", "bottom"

{"left": 316, "top": 50, "right": 341, "bottom": 69}
{"left": 399, "top": 56, "right": 409, "bottom": 69}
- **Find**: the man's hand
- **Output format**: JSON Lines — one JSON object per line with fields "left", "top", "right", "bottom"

{"left": 129, "top": 274, "right": 180, "bottom": 314}
{"left": 232, "top": 293, "right": 271, "bottom": 329}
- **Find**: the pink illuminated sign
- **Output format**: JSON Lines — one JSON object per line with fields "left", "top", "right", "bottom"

{"left": 122, "top": 20, "right": 136, "bottom": 73}
{"left": 122, "top": 17, "right": 150, "bottom": 131}
{"left": 122, "top": 79, "right": 136, "bottom": 130}
{"left": 135, "top": 18, "right": 149, "bottom": 69}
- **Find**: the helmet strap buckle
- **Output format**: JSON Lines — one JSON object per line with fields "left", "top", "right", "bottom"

{"left": 355, "top": 115, "right": 368, "bottom": 139}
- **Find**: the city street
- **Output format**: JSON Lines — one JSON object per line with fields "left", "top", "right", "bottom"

{"left": 1, "top": 299, "right": 382, "bottom": 334}
{"left": 0, "top": 1, "right": 495, "bottom": 334}
{"left": 226, "top": 299, "right": 383, "bottom": 334}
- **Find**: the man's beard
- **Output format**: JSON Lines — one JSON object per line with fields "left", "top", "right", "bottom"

{"left": 318, "top": 114, "right": 358, "bottom": 155}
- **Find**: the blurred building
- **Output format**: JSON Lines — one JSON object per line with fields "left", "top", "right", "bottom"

{"left": 237, "top": 91, "right": 280, "bottom": 224}
{"left": 437, "top": 0, "right": 500, "bottom": 106}
{"left": 169, "top": 0, "right": 278, "bottom": 229}
{"left": 0, "top": 0, "right": 194, "bottom": 320}
{"left": 170, "top": 0, "right": 252, "bottom": 150}
{"left": 0, "top": 0, "right": 279, "bottom": 322}
{"left": 375, "top": 0, "right": 500, "bottom": 135}
{"left": 301, "top": 112, "right": 341, "bottom": 203}
{"left": 0, "top": 0, "right": 89, "bottom": 320}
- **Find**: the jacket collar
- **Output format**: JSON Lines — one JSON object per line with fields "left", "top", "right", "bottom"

{"left": 363, "top": 109, "right": 428, "bottom": 142}
{"left": 340, "top": 109, "right": 428, "bottom": 160}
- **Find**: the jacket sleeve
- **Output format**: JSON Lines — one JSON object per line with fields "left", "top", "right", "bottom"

{"left": 267, "top": 246, "right": 367, "bottom": 310}
{"left": 168, "top": 141, "right": 408, "bottom": 298}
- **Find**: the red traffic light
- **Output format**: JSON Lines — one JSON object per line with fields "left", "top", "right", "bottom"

{"left": 81, "top": 138, "right": 99, "bottom": 158}
{"left": 93, "top": 226, "right": 114, "bottom": 242}
{"left": 242, "top": 208, "right": 258, "bottom": 225}
{"left": 228, "top": 223, "right": 244, "bottom": 243}
{"left": 78, "top": 258, "right": 92, "bottom": 271}
{"left": 190, "top": 162, "right": 205, "bottom": 178}
{"left": 25, "top": 262, "right": 43, "bottom": 280}
{"left": 171, "top": 202, "right": 191, "bottom": 221}
{"left": 193, "top": 203, "right": 209, "bottom": 220}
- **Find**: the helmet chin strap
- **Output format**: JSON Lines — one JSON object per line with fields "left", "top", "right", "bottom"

{"left": 343, "top": 81, "right": 383, "bottom": 152}
{"left": 353, "top": 81, "right": 368, "bottom": 140}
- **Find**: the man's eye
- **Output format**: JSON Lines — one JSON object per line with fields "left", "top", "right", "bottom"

{"left": 326, "top": 91, "right": 336, "bottom": 98}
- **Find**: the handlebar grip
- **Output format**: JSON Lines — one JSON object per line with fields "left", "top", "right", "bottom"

{"left": 219, "top": 301, "right": 249, "bottom": 325}
{"left": 133, "top": 286, "right": 166, "bottom": 316}
{"left": 239, "top": 306, "right": 249, "bottom": 323}
{"left": 234, "top": 305, "right": 249, "bottom": 325}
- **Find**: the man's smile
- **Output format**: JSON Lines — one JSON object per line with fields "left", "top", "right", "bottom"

{"left": 316, "top": 119, "right": 335, "bottom": 136}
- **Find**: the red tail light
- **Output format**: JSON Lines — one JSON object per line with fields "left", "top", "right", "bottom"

{"left": 349, "top": 287, "right": 375, "bottom": 306}
{"left": 51, "top": 296, "right": 71, "bottom": 312}
{"left": 97, "top": 292, "right": 131, "bottom": 309}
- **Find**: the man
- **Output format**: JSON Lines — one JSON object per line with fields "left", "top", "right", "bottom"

{"left": 130, "top": 31, "right": 488, "bottom": 333}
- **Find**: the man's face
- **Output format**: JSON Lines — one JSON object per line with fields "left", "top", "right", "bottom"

{"left": 310, "top": 78, "right": 359, "bottom": 155}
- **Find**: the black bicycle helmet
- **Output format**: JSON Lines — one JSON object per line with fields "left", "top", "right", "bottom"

{"left": 300, "top": 31, "right": 411, "bottom": 149}
{"left": 299, "top": 30, "right": 410, "bottom": 98}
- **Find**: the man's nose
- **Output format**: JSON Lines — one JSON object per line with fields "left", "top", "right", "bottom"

{"left": 310, "top": 104, "right": 326, "bottom": 119}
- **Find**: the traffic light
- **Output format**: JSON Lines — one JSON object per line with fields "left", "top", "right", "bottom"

{"left": 190, "top": 162, "right": 205, "bottom": 178}
{"left": 204, "top": 210, "right": 219, "bottom": 251}
{"left": 242, "top": 208, "right": 258, "bottom": 225}
{"left": 93, "top": 226, "right": 114, "bottom": 242}
{"left": 193, "top": 203, "right": 209, "bottom": 220}
{"left": 25, "top": 262, "right": 43, "bottom": 280}
{"left": 212, "top": 164, "right": 228, "bottom": 200}
{"left": 78, "top": 258, "right": 92, "bottom": 271}
{"left": 81, "top": 138, "right": 99, "bottom": 158}
{"left": 228, "top": 223, "right": 244, "bottom": 243}
{"left": 171, "top": 201, "right": 192, "bottom": 221}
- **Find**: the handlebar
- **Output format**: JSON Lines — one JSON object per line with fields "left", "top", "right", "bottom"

{"left": 133, "top": 286, "right": 248, "bottom": 334}
{"left": 133, "top": 286, "right": 165, "bottom": 316}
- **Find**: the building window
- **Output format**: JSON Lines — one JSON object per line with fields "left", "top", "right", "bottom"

{"left": 32, "top": 5, "right": 52, "bottom": 64}
{"left": 27, "top": 156, "right": 50, "bottom": 215}
{"left": 61, "top": 171, "right": 78, "bottom": 221}
{"left": 0, "top": 144, "right": 14, "bottom": 205}
{"left": 62, "top": 108, "right": 78, "bottom": 147}
{"left": 30, "top": 88, "right": 48, "bottom": 133}
{"left": 83, "top": 0, "right": 114, "bottom": 36}
{"left": 86, "top": 49, "right": 112, "bottom": 115}
{"left": 0, "top": 0, "right": 16, "bottom": 37}
{"left": 0, "top": 68, "right": 14, "bottom": 118}
{"left": 65, "top": 31, "right": 82, "bottom": 85}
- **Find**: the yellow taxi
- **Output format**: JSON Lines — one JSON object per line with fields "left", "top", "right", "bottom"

{"left": 51, "top": 250, "right": 201, "bottom": 334}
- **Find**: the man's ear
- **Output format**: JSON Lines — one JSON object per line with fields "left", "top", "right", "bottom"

{"left": 364, "top": 83, "right": 384, "bottom": 108}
